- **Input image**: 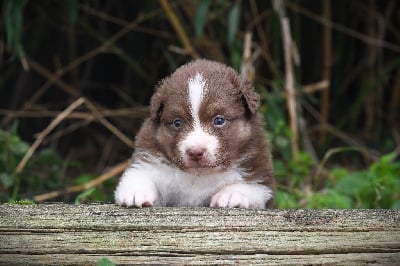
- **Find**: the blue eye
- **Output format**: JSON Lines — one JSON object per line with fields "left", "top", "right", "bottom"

{"left": 173, "top": 118, "right": 183, "bottom": 128}
{"left": 213, "top": 116, "right": 225, "bottom": 127}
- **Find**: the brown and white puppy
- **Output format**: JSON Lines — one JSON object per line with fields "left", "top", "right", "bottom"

{"left": 115, "top": 59, "right": 274, "bottom": 208}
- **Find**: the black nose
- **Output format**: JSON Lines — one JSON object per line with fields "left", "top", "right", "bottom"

{"left": 187, "top": 147, "right": 206, "bottom": 161}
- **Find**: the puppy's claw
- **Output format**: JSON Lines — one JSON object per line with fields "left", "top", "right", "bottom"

{"left": 132, "top": 191, "right": 157, "bottom": 208}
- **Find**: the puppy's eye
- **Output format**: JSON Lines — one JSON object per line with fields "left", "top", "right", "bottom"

{"left": 173, "top": 118, "right": 183, "bottom": 129}
{"left": 213, "top": 116, "right": 225, "bottom": 127}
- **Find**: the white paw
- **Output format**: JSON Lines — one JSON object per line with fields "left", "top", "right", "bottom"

{"left": 114, "top": 171, "right": 158, "bottom": 208}
{"left": 210, "top": 183, "right": 273, "bottom": 209}
{"left": 116, "top": 188, "right": 157, "bottom": 208}
{"left": 210, "top": 188, "right": 249, "bottom": 208}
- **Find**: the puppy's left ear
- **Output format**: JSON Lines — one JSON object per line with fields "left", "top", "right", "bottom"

{"left": 149, "top": 90, "right": 164, "bottom": 123}
{"left": 240, "top": 79, "right": 260, "bottom": 115}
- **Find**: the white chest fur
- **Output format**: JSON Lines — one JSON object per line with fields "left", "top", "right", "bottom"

{"left": 114, "top": 153, "right": 272, "bottom": 208}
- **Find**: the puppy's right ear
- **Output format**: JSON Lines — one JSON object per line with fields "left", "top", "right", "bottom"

{"left": 149, "top": 91, "right": 163, "bottom": 123}
{"left": 240, "top": 79, "right": 260, "bottom": 115}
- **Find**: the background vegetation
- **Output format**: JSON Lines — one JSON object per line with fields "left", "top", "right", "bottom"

{"left": 1, "top": 0, "right": 399, "bottom": 208}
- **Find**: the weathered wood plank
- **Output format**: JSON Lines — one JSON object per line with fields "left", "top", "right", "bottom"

{"left": 0, "top": 203, "right": 399, "bottom": 265}
{"left": 0, "top": 253, "right": 399, "bottom": 265}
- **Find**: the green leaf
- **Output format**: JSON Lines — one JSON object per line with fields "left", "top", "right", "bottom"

{"left": 75, "top": 188, "right": 96, "bottom": 204}
{"left": 335, "top": 172, "right": 368, "bottom": 197}
{"left": 275, "top": 136, "right": 289, "bottom": 149}
{"left": 272, "top": 160, "right": 286, "bottom": 179}
{"left": 9, "top": 136, "right": 29, "bottom": 155}
{"left": 377, "top": 152, "right": 397, "bottom": 165}
{"left": 58, "top": 0, "right": 78, "bottom": 26}
{"left": 275, "top": 190, "right": 298, "bottom": 209}
{"left": 331, "top": 167, "right": 349, "bottom": 180}
{"left": 305, "top": 190, "right": 352, "bottom": 209}
{"left": 0, "top": 172, "right": 14, "bottom": 188}
{"left": 194, "top": 0, "right": 210, "bottom": 38}
{"left": 3, "top": 0, "right": 28, "bottom": 60}
{"left": 97, "top": 258, "right": 116, "bottom": 266}
{"left": 229, "top": 40, "right": 242, "bottom": 70}
{"left": 9, "top": 120, "right": 19, "bottom": 136}
{"left": 391, "top": 200, "right": 400, "bottom": 209}
{"left": 8, "top": 199, "right": 35, "bottom": 205}
{"left": 74, "top": 174, "right": 96, "bottom": 185}
{"left": 227, "top": 1, "right": 240, "bottom": 45}
{"left": 66, "top": 0, "right": 78, "bottom": 26}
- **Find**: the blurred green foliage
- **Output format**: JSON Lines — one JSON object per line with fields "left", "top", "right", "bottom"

{"left": 275, "top": 152, "right": 400, "bottom": 209}
{"left": 260, "top": 88, "right": 400, "bottom": 209}
{"left": 0, "top": 122, "right": 107, "bottom": 203}
{"left": 0, "top": 1, "right": 399, "bottom": 208}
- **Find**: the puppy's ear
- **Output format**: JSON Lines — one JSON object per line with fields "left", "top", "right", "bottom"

{"left": 149, "top": 90, "right": 163, "bottom": 123}
{"left": 240, "top": 79, "right": 260, "bottom": 115}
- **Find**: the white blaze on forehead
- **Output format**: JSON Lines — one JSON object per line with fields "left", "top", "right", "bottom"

{"left": 188, "top": 73, "right": 207, "bottom": 123}
{"left": 179, "top": 73, "right": 219, "bottom": 166}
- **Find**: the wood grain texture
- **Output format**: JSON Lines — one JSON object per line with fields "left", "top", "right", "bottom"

{"left": 0, "top": 204, "right": 399, "bottom": 265}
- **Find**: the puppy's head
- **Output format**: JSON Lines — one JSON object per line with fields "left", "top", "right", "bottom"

{"left": 150, "top": 60, "right": 260, "bottom": 173}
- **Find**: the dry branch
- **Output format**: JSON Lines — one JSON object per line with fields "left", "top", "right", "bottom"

{"left": 0, "top": 107, "right": 149, "bottom": 119}
{"left": 159, "top": 0, "right": 199, "bottom": 58}
{"left": 83, "top": 100, "right": 135, "bottom": 148}
{"left": 14, "top": 95, "right": 135, "bottom": 176}
{"left": 240, "top": 32, "right": 256, "bottom": 82}
{"left": 280, "top": 80, "right": 330, "bottom": 98}
{"left": 33, "top": 161, "right": 129, "bottom": 202}
{"left": 15, "top": 98, "right": 86, "bottom": 174}
{"left": 1, "top": 7, "right": 163, "bottom": 127}
{"left": 285, "top": 1, "right": 400, "bottom": 53}
{"left": 274, "top": 0, "right": 299, "bottom": 158}
{"left": 16, "top": 60, "right": 136, "bottom": 149}
{"left": 320, "top": 0, "right": 332, "bottom": 143}
{"left": 249, "top": 0, "right": 280, "bottom": 78}
{"left": 282, "top": 18, "right": 299, "bottom": 158}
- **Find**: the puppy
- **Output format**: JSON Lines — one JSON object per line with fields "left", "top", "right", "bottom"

{"left": 115, "top": 59, "right": 274, "bottom": 208}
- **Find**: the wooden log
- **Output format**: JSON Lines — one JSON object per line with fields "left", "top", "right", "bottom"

{"left": 0, "top": 203, "right": 399, "bottom": 265}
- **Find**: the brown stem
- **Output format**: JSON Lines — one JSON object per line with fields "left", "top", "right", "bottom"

{"left": 33, "top": 160, "right": 129, "bottom": 202}
{"left": 320, "top": 0, "right": 332, "bottom": 143}
{"left": 159, "top": 0, "right": 199, "bottom": 58}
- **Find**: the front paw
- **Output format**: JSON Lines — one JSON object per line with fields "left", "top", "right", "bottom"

{"left": 115, "top": 175, "right": 158, "bottom": 208}
{"left": 210, "top": 183, "right": 273, "bottom": 209}
{"left": 116, "top": 188, "right": 157, "bottom": 208}
{"left": 210, "top": 187, "right": 250, "bottom": 208}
